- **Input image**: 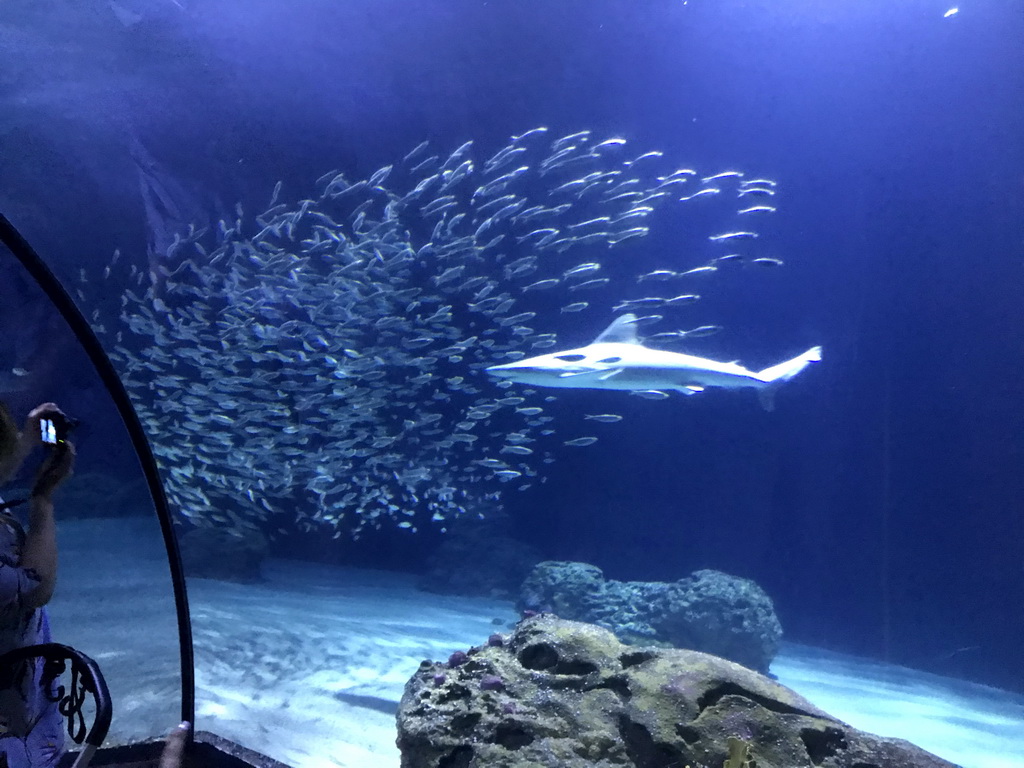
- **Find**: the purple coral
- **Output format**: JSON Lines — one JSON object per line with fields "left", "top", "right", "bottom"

{"left": 479, "top": 674, "right": 504, "bottom": 691}
{"left": 447, "top": 650, "right": 468, "bottom": 667}
{"left": 487, "top": 633, "right": 504, "bottom": 647}
{"left": 432, "top": 672, "right": 446, "bottom": 686}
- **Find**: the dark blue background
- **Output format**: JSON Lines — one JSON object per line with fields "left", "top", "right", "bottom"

{"left": 1, "top": 0, "right": 1022, "bottom": 691}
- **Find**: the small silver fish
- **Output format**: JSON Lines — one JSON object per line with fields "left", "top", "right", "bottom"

{"left": 625, "top": 150, "right": 663, "bottom": 165}
{"left": 563, "top": 263, "right": 601, "bottom": 278}
{"left": 712, "top": 254, "right": 744, "bottom": 265}
{"left": 584, "top": 414, "right": 623, "bottom": 423}
{"left": 630, "top": 390, "right": 671, "bottom": 400}
{"left": 679, "top": 188, "right": 720, "bottom": 201}
{"left": 368, "top": 165, "right": 393, "bottom": 186}
{"left": 614, "top": 297, "right": 664, "bottom": 311}
{"left": 593, "top": 137, "right": 627, "bottom": 150}
{"left": 500, "top": 445, "right": 534, "bottom": 455}
{"left": 512, "top": 127, "right": 549, "bottom": 142}
{"left": 517, "top": 228, "right": 559, "bottom": 244}
{"left": 552, "top": 130, "right": 591, "bottom": 152}
{"left": 483, "top": 146, "right": 528, "bottom": 175}
{"left": 708, "top": 231, "right": 758, "bottom": 242}
{"left": 663, "top": 294, "right": 700, "bottom": 306}
{"left": 564, "top": 436, "right": 598, "bottom": 447}
{"left": 568, "top": 278, "right": 610, "bottom": 292}
{"left": 476, "top": 458, "right": 508, "bottom": 468}
{"left": 700, "top": 171, "right": 743, "bottom": 183}
{"left": 684, "top": 325, "right": 723, "bottom": 338}
{"left": 633, "top": 314, "right": 663, "bottom": 326}
{"left": 607, "top": 227, "right": 649, "bottom": 244}
{"left": 403, "top": 140, "right": 430, "bottom": 164}
{"left": 638, "top": 269, "right": 678, "bottom": 282}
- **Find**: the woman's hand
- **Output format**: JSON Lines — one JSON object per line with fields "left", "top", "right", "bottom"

{"left": 0, "top": 401, "right": 65, "bottom": 485}
{"left": 31, "top": 441, "right": 75, "bottom": 501}
{"left": 21, "top": 403, "right": 64, "bottom": 452}
{"left": 159, "top": 722, "right": 191, "bottom": 768}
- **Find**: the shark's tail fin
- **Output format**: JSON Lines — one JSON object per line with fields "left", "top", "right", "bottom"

{"left": 755, "top": 346, "right": 822, "bottom": 411}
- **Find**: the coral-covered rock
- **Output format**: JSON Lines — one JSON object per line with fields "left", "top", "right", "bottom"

{"left": 179, "top": 526, "right": 267, "bottom": 583}
{"left": 419, "top": 512, "right": 542, "bottom": 600}
{"left": 519, "top": 560, "right": 610, "bottom": 617}
{"left": 519, "top": 561, "right": 781, "bottom": 672}
{"left": 396, "top": 614, "right": 957, "bottom": 768}
{"left": 651, "top": 569, "right": 783, "bottom": 673}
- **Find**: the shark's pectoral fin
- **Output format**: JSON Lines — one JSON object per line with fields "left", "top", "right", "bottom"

{"left": 757, "top": 387, "right": 776, "bottom": 412}
{"left": 597, "top": 368, "right": 624, "bottom": 381}
{"left": 558, "top": 370, "right": 594, "bottom": 378}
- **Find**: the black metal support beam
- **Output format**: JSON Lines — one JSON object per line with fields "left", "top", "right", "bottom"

{"left": 0, "top": 212, "right": 195, "bottom": 731}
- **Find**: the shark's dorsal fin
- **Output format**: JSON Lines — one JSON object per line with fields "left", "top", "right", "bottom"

{"left": 593, "top": 314, "right": 640, "bottom": 345}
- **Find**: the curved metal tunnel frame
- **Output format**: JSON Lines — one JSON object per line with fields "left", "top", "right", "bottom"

{"left": 0, "top": 212, "right": 196, "bottom": 732}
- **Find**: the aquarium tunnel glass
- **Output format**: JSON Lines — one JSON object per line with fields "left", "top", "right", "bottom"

{"left": 1, "top": 1, "right": 1022, "bottom": 767}
{"left": 0, "top": 234, "right": 183, "bottom": 746}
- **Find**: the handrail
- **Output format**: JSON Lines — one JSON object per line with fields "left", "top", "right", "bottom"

{"left": 0, "top": 212, "right": 195, "bottom": 730}
{"left": 0, "top": 642, "right": 112, "bottom": 768}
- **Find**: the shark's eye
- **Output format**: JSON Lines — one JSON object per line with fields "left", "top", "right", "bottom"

{"left": 597, "top": 356, "right": 622, "bottom": 363}
{"left": 555, "top": 354, "right": 587, "bottom": 362}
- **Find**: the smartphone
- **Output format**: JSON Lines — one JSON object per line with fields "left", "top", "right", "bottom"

{"left": 40, "top": 417, "right": 61, "bottom": 445}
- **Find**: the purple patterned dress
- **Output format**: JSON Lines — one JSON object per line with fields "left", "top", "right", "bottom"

{"left": 0, "top": 511, "right": 64, "bottom": 768}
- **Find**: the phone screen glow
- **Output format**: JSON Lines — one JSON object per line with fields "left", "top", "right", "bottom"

{"left": 41, "top": 419, "right": 57, "bottom": 444}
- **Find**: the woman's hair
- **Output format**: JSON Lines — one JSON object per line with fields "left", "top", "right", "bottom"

{"left": 0, "top": 402, "right": 18, "bottom": 479}
{"left": 0, "top": 403, "right": 20, "bottom": 487}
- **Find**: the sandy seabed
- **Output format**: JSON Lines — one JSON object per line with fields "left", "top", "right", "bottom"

{"left": 47, "top": 518, "right": 1024, "bottom": 768}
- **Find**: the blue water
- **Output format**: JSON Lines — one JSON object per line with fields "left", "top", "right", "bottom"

{"left": 1, "top": 0, "right": 1022, "bottom": 727}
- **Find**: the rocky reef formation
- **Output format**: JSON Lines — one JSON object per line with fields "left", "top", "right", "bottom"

{"left": 419, "top": 512, "right": 542, "bottom": 600}
{"left": 179, "top": 526, "right": 268, "bottom": 583}
{"left": 396, "top": 614, "right": 957, "bottom": 768}
{"left": 519, "top": 561, "right": 782, "bottom": 672}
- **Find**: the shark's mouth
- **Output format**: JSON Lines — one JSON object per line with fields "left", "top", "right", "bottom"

{"left": 557, "top": 368, "right": 610, "bottom": 379}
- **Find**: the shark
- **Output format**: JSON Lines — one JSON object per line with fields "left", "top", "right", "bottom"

{"left": 486, "top": 314, "right": 822, "bottom": 411}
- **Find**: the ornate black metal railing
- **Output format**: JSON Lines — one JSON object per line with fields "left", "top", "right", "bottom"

{"left": 0, "top": 212, "right": 195, "bottom": 728}
{"left": 0, "top": 643, "right": 111, "bottom": 768}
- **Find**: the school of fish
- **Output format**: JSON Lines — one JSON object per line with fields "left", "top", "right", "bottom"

{"left": 77, "top": 128, "right": 781, "bottom": 539}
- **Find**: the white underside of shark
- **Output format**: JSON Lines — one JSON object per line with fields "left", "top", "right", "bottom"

{"left": 486, "top": 314, "right": 822, "bottom": 411}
